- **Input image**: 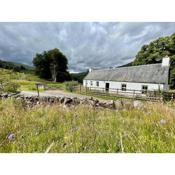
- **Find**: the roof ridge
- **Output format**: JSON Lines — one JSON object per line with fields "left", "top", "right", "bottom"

{"left": 93, "top": 63, "right": 162, "bottom": 72}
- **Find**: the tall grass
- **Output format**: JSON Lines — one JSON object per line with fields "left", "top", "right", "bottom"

{"left": 0, "top": 99, "right": 175, "bottom": 153}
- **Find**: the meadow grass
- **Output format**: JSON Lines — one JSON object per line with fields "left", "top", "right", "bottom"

{"left": 0, "top": 68, "right": 68, "bottom": 91}
{"left": 0, "top": 98, "right": 175, "bottom": 153}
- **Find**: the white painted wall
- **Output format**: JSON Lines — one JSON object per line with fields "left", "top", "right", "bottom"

{"left": 83, "top": 80, "right": 166, "bottom": 92}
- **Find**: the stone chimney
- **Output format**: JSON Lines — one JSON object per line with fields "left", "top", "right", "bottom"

{"left": 162, "top": 56, "right": 170, "bottom": 67}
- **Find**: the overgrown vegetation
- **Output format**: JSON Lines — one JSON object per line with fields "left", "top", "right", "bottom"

{"left": 0, "top": 69, "right": 20, "bottom": 93}
{"left": 0, "top": 98, "right": 175, "bottom": 153}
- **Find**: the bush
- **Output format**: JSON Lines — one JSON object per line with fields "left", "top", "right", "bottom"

{"left": 4, "top": 81, "right": 20, "bottom": 93}
{"left": 0, "top": 78, "right": 19, "bottom": 93}
{"left": 65, "top": 81, "right": 79, "bottom": 92}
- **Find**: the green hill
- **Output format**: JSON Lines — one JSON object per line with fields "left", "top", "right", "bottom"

{"left": 0, "top": 59, "right": 34, "bottom": 72}
{"left": 71, "top": 71, "right": 88, "bottom": 83}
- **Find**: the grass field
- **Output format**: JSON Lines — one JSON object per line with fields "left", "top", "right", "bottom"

{"left": 0, "top": 98, "right": 175, "bottom": 153}
{"left": 1, "top": 68, "right": 175, "bottom": 153}
{"left": 0, "top": 68, "right": 69, "bottom": 91}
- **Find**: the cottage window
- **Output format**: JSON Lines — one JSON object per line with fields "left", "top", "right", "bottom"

{"left": 90, "top": 81, "right": 93, "bottom": 86}
{"left": 142, "top": 85, "right": 148, "bottom": 94}
{"left": 121, "top": 84, "right": 126, "bottom": 91}
{"left": 96, "top": 81, "right": 99, "bottom": 87}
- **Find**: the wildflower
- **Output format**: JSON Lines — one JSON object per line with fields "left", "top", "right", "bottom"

{"left": 7, "top": 133, "right": 15, "bottom": 141}
{"left": 160, "top": 119, "right": 166, "bottom": 125}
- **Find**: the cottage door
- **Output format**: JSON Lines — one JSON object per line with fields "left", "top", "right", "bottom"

{"left": 105, "top": 83, "right": 110, "bottom": 92}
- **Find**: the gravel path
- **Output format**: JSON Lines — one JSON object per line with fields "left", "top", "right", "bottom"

{"left": 20, "top": 90, "right": 90, "bottom": 99}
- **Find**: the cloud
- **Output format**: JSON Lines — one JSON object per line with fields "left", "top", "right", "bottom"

{"left": 0, "top": 22, "right": 175, "bottom": 72}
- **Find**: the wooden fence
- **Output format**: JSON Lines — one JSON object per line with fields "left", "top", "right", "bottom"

{"left": 71, "top": 85, "right": 175, "bottom": 101}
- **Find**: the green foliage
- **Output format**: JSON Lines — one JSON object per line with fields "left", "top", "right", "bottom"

{"left": 33, "top": 48, "right": 71, "bottom": 82}
{"left": 0, "top": 99, "right": 175, "bottom": 153}
{"left": 0, "top": 69, "right": 20, "bottom": 93}
{"left": 0, "top": 78, "right": 19, "bottom": 93}
{"left": 33, "top": 52, "right": 52, "bottom": 79}
{"left": 3, "top": 81, "right": 20, "bottom": 93}
{"left": 0, "top": 59, "right": 32, "bottom": 72}
{"left": 71, "top": 71, "right": 88, "bottom": 83}
{"left": 65, "top": 81, "right": 79, "bottom": 92}
{"left": 133, "top": 33, "right": 175, "bottom": 88}
{"left": 56, "top": 71, "right": 71, "bottom": 82}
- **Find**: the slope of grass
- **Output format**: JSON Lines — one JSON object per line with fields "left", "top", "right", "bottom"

{"left": 0, "top": 68, "right": 67, "bottom": 91}
{"left": 0, "top": 98, "right": 175, "bottom": 153}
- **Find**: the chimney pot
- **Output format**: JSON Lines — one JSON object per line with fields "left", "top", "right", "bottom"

{"left": 162, "top": 56, "right": 170, "bottom": 67}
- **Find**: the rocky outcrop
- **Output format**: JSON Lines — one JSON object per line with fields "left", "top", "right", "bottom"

{"left": 0, "top": 92, "right": 144, "bottom": 110}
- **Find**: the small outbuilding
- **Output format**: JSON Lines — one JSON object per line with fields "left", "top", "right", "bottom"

{"left": 83, "top": 56, "right": 170, "bottom": 93}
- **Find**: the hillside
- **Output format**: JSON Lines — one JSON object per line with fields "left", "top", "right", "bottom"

{"left": 0, "top": 68, "right": 75, "bottom": 92}
{"left": 71, "top": 71, "right": 88, "bottom": 83}
{"left": 0, "top": 59, "right": 33, "bottom": 72}
{"left": 118, "top": 62, "right": 133, "bottom": 68}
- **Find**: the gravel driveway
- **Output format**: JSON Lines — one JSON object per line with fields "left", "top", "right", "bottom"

{"left": 20, "top": 90, "right": 90, "bottom": 99}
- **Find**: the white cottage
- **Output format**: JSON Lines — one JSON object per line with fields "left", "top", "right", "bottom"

{"left": 83, "top": 56, "right": 170, "bottom": 93}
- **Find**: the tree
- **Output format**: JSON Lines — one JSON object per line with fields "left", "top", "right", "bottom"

{"left": 33, "top": 53, "right": 52, "bottom": 79}
{"left": 132, "top": 33, "right": 175, "bottom": 88}
{"left": 33, "top": 48, "right": 71, "bottom": 82}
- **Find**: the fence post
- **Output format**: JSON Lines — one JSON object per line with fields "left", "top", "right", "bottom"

{"left": 171, "top": 93, "right": 174, "bottom": 101}
{"left": 36, "top": 84, "right": 40, "bottom": 97}
{"left": 79, "top": 85, "right": 81, "bottom": 93}
{"left": 133, "top": 90, "right": 135, "bottom": 98}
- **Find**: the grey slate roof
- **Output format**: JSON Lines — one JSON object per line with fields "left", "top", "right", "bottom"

{"left": 84, "top": 63, "right": 169, "bottom": 84}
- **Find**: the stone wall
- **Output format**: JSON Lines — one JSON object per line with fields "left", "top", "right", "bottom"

{"left": 0, "top": 92, "right": 144, "bottom": 110}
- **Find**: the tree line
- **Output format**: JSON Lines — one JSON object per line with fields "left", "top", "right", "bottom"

{"left": 132, "top": 33, "right": 175, "bottom": 88}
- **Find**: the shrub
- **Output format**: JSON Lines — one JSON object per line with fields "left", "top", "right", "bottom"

{"left": 0, "top": 78, "right": 19, "bottom": 93}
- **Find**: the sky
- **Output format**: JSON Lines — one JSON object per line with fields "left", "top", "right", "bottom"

{"left": 0, "top": 22, "right": 175, "bottom": 72}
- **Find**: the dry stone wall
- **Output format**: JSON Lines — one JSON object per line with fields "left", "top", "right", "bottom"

{"left": 0, "top": 92, "right": 144, "bottom": 110}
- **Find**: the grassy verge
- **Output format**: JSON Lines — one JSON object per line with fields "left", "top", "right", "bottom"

{"left": 0, "top": 98, "right": 175, "bottom": 153}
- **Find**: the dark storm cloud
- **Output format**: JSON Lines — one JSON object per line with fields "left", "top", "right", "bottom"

{"left": 0, "top": 22, "right": 175, "bottom": 72}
